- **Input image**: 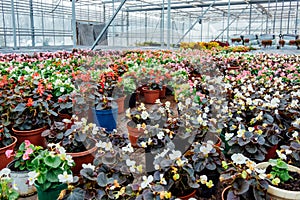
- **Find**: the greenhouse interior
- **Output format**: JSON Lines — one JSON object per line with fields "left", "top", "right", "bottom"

{"left": 1, "top": 0, "right": 300, "bottom": 200}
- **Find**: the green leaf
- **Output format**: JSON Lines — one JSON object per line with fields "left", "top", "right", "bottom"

{"left": 14, "top": 103, "right": 26, "bottom": 112}
{"left": 45, "top": 156, "right": 62, "bottom": 168}
{"left": 97, "top": 172, "right": 108, "bottom": 187}
{"left": 46, "top": 170, "right": 59, "bottom": 182}
{"left": 66, "top": 188, "right": 86, "bottom": 200}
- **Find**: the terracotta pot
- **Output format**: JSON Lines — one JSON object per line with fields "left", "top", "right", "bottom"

{"left": 0, "top": 136, "right": 17, "bottom": 170}
{"left": 159, "top": 85, "right": 167, "bottom": 98}
{"left": 143, "top": 87, "right": 160, "bottom": 104}
{"left": 178, "top": 189, "right": 197, "bottom": 200}
{"left": 127, "top": 122, "right": 145, "bottom": 147}
{"left": 67, "top": 140, "right": 97, "bottom": 175}
{"left": 227, "top": 66, "right": 240, "bottom": 71}
{"left": 221, "top": 186, "right": 232, "bottom": 200}
{"left": 12, "top": 127, "right": 46, "bottom": 148}
{"left": 256, "top": 162, "right": 300, "bottom": 200}
{"left": 115, "top": 96, "right": 126, "bottom": 113}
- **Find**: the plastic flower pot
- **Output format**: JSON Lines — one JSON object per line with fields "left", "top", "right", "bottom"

{"left": 115, "top": 96, "right": 126, "bottom": 113}
{"left": 35, "top": 183, "right": 67, "bottom": 200}
{"left": 7, "top": 161, "right": 36, "bottom": 197}
{"left": 256, "top": 162, "right": 300, "bottom": 200}
{"left": 93, "top": 106, "right": 118, "bottom": 132}
{"left": 127, "top": 122, "right": 145, "bottom": 147}
{"left": 178, "top": 189, "right": 197, "bottom": 200}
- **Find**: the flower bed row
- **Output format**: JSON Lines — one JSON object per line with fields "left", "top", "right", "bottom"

{"left": 0, "top": 49, "right": 300, "bottom": 199}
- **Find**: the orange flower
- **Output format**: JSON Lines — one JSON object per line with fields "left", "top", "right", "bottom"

{"left": 46, "top": 94, "right": 52, "bottom": 101}
{"left": 26, "top": 98, "right": 34, "bottom": 107}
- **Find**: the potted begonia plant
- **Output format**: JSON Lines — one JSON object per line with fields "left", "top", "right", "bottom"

{"left": 6, "top": 140, "right": 43, "bottom": 196}
{"left": 27, "top": 143, "right": 75, "bottom": 200}
{"left": 42, "top": 117, "right": 98, "bottom": 174}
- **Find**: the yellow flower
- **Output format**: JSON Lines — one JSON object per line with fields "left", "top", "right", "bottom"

{"left": 272, "top": 177, "right": 280, "bottom": 186}
{"left": 241, "top": 170, "right": 248, "bottom": 179}
{"left": 206, "top": 180, "right": 214, "bottom": 188}
{"left": 173, "top": 173, "right": 180, "bottom": 181}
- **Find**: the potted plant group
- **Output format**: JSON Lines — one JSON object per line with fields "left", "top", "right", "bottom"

{"left": 5, "top": 140, "right": 43, "bottom": 196}
{"left": 27, "top": 143, "right": 75, "bottom": 200}
{"left": 8, "top": 80, "right": 57, "bottom": 147}
{"left": 42, "top": 117, "right": 98, "bottom": 174}
{"left": 220, "top": 153, "right": 270, "bottom": 200}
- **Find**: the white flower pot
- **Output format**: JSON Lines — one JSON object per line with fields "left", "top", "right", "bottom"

{"left": 256, "top": 162, "right": 300, "bottom": 200}
{"left": 7, "top": 162, "right": 36, "bottom": 197}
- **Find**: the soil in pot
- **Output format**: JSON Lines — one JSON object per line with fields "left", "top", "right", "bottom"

{"left": 266, "top": 165, "right": 300, "bottom": 191}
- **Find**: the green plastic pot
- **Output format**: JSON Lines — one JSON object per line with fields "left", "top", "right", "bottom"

{"left": 35, "top": 183, "right": 67, "bottom": 200}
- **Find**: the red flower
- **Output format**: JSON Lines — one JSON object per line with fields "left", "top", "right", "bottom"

{"left": 46, "top": 94, "right": 52, "bottom": 101}
{"left": 26, "top": 98, "right": 34, "bottom": 107}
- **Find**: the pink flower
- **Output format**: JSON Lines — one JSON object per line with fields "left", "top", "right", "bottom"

{"left": 5, "top": 150, "right": 14, "bottom": 158}
{"left": 24, "top": 140, "right": 31, "bottom": 148}
{"left": 22, "top": 153, "right": 29, "bottom": 160}
{"left": 23, "top": 148, "right": 33, "bottom": 160}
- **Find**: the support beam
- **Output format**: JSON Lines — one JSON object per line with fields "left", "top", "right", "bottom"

{"left": 249, "top": 4, "right": 252, "bottom": 34}
{"left": 176, "top": 0, "right": 216, "bottom": 46}
{"left": 273, "top": 0, "right": 278, "bottom": 33}
{"left": 214, "top": 6, "right": 249, "bottom": 40}
{"left": 10, "top": 0, "right": 17, "bottom": 49}
{"left": 295, "top": 0, "right": 299, "bottom": 34}
{"left": 227, "top": 0, "right": 230, "bottom": 42}
{"left": 287, "top": 0, "right": 292, "bottom": 33}
{"left": 72, "top": 0, "right": 77, "bottom": 47}
{"left": 161, "top": 0, "right": 165, "bottom": 48}
{"left": 145, "top": 12, "right": 147, "bottom": 42}
{"left": 167, "top": 0, "right": 171, "bottom": 48}
{"left": 91, "top": 0, "right": 127, "bottom": 50}
{"left": 29, "top": 0, "right": 35, "bottom": 46}
{"left": 125, "top": 0, "right": 299, "bottom": 12}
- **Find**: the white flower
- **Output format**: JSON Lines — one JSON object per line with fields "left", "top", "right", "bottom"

{"left": 140, "top": 141, "right": 147, "bottom": 148}
{"left": 122, "top": 144, "right": 134, "bottom": 153}
{"left": 285, "top": 149, "right": 292, "bottom": 155}
{"left": 66, "top": 155, "right": 74, "bottom": 166}
{"left": 126, "top": 159, "right": 136, "bottom": 167}
{"left": 157, "top": 131, "right": 164, "bottom": 140}
{"left": 177, "top": 102, "right": 183, "bottom": 111}
{"left": 155, "top": 99, "right": 161, "bottom": 104}
{"left": 292, "top": 131, "right": 299, "bottom": 138}
{"left": 58, "top": 146, "right": 66, "bottom": 154}
{"left": 169, "top": 150, "right": 182, "bottom": 160}
{"left": 276, "top": 150, "right": 287, "bottom": 160}
{"left": 62, "top": 119, "right": 72, "bottom": 123}
{"left": 0, "top": 168, "right": 10, "bottom": 177}
{"left": 141, "top": 111, "right": 149, "bottom": 120}
{"left": 159, "top": 174, "right": 167, "bottom": 185}
{"left": 270, "top": 97, "right": 280, "bottom": 108}
{"left": 96, "top": 141, "right": 113, "bottom": 151}
{"left": 200, "top": 175, "right": 208, "bottom": 184}
{"left": 231, "top": 153, "right": 248, "bottom": 165}
{"left": 200, "top": 144, "right": 213, "bottom": 155}
{"left": 141, "top": 175, "right": 153, "bottom": 189}
{"left": 28, "top": 171, "right": 39, "bottom": 185}
{"left": 204, "top": 107, "right": 209, "bottom": 113}
{"left": 136, "top": 124, "right": 142, "bottom": 130}
{"left": 60, "top": 87, "right": 65, "bottom": 93}
{"left": 82, "top": 163, "right": 95, "bottom": 171}
{"left": 58, "top": 171, "right": 73, "bottom": 183}
{"left": 165, "top": 101, "right": 171, "bottom": 108}
{"left": 237, "top": 129, "right": 245, "bottom": 138}
{"left": 185, "top": 98, "right": 191, "bottom": 106}
{"left": 225, "top": 133, "right": 234, "bottom": 141}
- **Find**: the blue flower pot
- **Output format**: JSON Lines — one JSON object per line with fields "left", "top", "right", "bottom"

{"left": 93, "top": 107, "right": 118, "bottom": 131}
